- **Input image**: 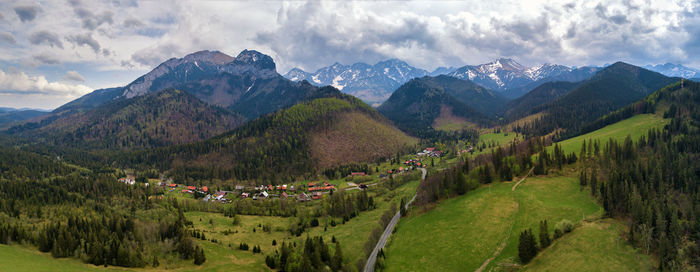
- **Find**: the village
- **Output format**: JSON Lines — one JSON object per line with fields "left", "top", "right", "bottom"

{"left": 116, "top": 147, "right": 447, "bottom": 204}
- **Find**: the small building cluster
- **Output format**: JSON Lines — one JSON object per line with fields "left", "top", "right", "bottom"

{"left": 417, "top": 147, "right": 443, "bottom": 157}
{"left": 118, "top": 175, "right": 136, "bottom": 185}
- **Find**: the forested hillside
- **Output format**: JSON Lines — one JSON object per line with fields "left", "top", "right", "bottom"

{"left": 574, "top": 80, "right": 700, "bottom": 270}
{"left": 8, "top": 89, "right": 244, "bottom": 149}
{"left": 514, "top": 62, "right": 677, "bottom": 140}
{"left": 118, "top": 88, "right": 416, "bottom": 183}
{"left": 378, "top": 77, "right": 494, "bottom": 137}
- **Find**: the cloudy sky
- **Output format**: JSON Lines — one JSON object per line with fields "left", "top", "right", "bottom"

{"left": 0, "top": 0, "right": 698, "bottom": 109}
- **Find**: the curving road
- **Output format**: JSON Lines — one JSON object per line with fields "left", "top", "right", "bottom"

{"left": 364, "top": 168, "right": 427, "bottom": 272}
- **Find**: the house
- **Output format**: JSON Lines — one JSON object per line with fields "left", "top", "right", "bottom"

{"left": 187, "top": 186, "right": 196, "bottom": 191}
{"left": 203, "top": 195, "right": 211, "bottom": 202}
{"left": 282, "top": 184, "right": 288, "bottom": 190}
{"left": 281, "top": 192, "right": 289, "bottom": 199}
{"left": 351, "top": 172, "right": 366, "bottom": 176}
{"left": 169, "top": 184, "right": 178, "bottom": 188}
{"left": 259, "top": 191, "right": 269, "bottom": 198}
{"left": 267, "top": 185, "right": 274, "bottom": 191}
{"left": 308, "top": 182, "right": 315, "bottom": 187}
{"left": 201, "top": 186, "right": 208, "bottom": 193}
{"left": 181, "top": 189, "right": 190, "bottom": 193}
{"left": 297, "top": 193, "right": 311, "bottom": 201}
{"left": 241, "top": 192, "right": 250, "bottom": 198}
{"left": 289, "top": 185, "right": 295, "bottom": 191}
{"left": 235, "top": 185, "right": 244, "bottom": 190}
{"left": 425, "top": 147, "right": 435, "bottom": 152}
{"left": 214, "top": 191, "right": 226, "bottom": 200}
{"left": 312, "top": 192, "right": 323, "bottom": 200}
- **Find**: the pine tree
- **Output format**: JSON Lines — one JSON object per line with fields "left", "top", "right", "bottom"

{"left": 331, "top": 242, "right": 343, "bottom": 271}
{"left": 193, "top": 246, "right": 206, "bottom": 265}
{"left": 400, "top": 198, "right": 407, "bottom": 217}
{"left": 518, "top": 229, "right": 538, "bottom": 264}
{"left": 539, "top": 220, "right": 551, "bottom": 248}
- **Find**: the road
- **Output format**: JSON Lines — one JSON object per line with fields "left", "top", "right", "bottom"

{"left": 363, "top": 167, "right": 427, "bottom": 272}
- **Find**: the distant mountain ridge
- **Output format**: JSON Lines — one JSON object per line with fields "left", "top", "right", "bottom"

{"left": 644, "top": 63, "right": 700, "bottom": 79}
{"left": 284, "top": 59, "right": 431, "bottom": 106}
{"left": 446, "top": 59, "right": 602, "bottom": 98}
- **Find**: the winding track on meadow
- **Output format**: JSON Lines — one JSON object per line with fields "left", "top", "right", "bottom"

{"left": 363, "top": 167, "right": 427, "bottom": 272}
{"left": 475, "top": 167, "right": 535, "bottom": 272}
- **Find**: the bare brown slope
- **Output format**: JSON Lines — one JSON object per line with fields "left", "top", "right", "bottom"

{"left": 310, "top": 111, "right": 417, "bottom": 169}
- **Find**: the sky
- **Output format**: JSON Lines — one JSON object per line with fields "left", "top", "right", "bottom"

{"left": 0, "top": 0, "right": 698, "bottom": 109}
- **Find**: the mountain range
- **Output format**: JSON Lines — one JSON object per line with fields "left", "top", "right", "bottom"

{"left": 285, "top": 59, "right": 431, "bottom": 106}
{"left": 285, "top": 58, "right": 605, "bottom": 103}
{"left": 643, "top": 63, "right": 700, "bottom": 79}
{"left": 8, "top": 50, "right": 346, "bottom": 149}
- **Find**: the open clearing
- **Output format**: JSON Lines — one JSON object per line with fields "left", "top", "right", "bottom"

{"left": 522, "top": 219, "right": 654, "bottom": 272}
{"left": 383, "top": 182, "right": 517, "bottom": 271}
{"left": 382, "top": 175, "right": 647, "bottom": 272}
{"left": 550, "top": 114, "right": 668, "bottom": 155}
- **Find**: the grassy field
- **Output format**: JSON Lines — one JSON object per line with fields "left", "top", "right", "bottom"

{"left": 382, "top": 175, "right": 644, "bottom": 271}
{"left": 383, "top": 182, "right": 518, "bottom": 271}
{"left": 523, "top": 219, "right": 654, "bottom": 272}
{"left": 174, "top": 178, "right": 421, "bottom": 271}
{"left": 0, "top": 245, "right": 111, "bottom": 272}
{"left": 487, "top": 176, "right": 603, "bottom": 270}
{"left": 469, "top": 132, "right": 521, "bottom": 156}
{"left": 550, "top": 114, "right": 668, "bottom": 155}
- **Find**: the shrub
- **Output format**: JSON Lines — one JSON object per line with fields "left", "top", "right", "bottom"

{"left": 555, "top": 219, "right": 574, "bottom": 233}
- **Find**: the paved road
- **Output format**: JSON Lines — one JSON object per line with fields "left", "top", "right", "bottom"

{"left": 363, "top": 168, "right": 427, "bottom": 272}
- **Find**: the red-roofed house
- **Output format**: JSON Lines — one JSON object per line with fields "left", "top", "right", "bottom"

{"left": 351, "top": 172, "right": 366, "bottom": 176}
{"left": 425, "top": 147, "right": 435, "bottom": 152}
{"left": 187, "top": 186, "right": 196, "bottom": 191}
{"left": 202, "top": 186, "right": 208, "bottom": 192}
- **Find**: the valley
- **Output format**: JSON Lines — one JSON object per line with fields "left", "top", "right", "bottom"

{"left": 1, "top": 36, "right": 699, "bottom": 272}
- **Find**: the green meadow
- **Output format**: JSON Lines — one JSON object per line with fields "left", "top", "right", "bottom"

{"left": 549, "top": 114, "right": 668, "bottom": 155}
{"left": 383, "top": 174, "right": 647, "bottom": 271}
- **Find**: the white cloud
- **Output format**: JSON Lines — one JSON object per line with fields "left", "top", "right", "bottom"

{"left": 64, "top": 70, "right": 85, "bottom": 82}
{"left": 0, "top": 68, "right": 92, "bottom": 97}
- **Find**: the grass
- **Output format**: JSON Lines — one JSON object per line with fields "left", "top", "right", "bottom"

{"left": 523, "top": 219, "right": 654, "bottom": 272}
{"left": 0, "top": 244, "right": 111, "bottom": 272}
{"left": 487, "top": 176, "right": 603, "bottom": 270}
{"left": 173, "top": 178, "right": 421, "bottom": 271}
{"left": 383, "top": 175, "right": 645, "bottom": 272}
{"left": 469, "top": 131, "right": 521, "bottom": 156}
{"left": 383, "top": 182, "right": 518, "bottom": 271}
{"left": 549, "top": 114, "right": 668, "bottom": 155}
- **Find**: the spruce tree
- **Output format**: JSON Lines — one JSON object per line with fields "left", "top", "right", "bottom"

{"left": 539, "top": 220, "right": 551, "bottom": 248}
{"left": 518, "top": 229, "right": 538, "bottom": 264}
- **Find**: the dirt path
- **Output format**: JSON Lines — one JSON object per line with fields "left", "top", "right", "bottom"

{"left": 512, "top": 167, "right": 535, "bottom": 191}
{"left": 476, "top": 167, "right": 534, "bottom": 272}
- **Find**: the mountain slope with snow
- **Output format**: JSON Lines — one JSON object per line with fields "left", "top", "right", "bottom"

{"left": 446, "top": 59, "right": 601, "bottom": 98}
{"left": 644, "top": 63, "right": 699, "bottom": 79}
{"left": 284, "top": 59, "right": 429, "bottom": 106}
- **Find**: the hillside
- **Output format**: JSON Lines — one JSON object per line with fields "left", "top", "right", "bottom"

{"left": 515, "top": 62, "right": 677, "bottom": 139}
{"left": 378, "top": 76, "right": 497, "bottom": 136}
{"left": 9, "top": 89, "right": 243, "bottom": 149}
{"left": 505, "top": 81, "right": 579, "bottom": 119}
{"left": 121, "top": 89, "right": 416, "bottom": 181}
{"left": 0, "top": 109, "right": 47, "bottom": 129}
